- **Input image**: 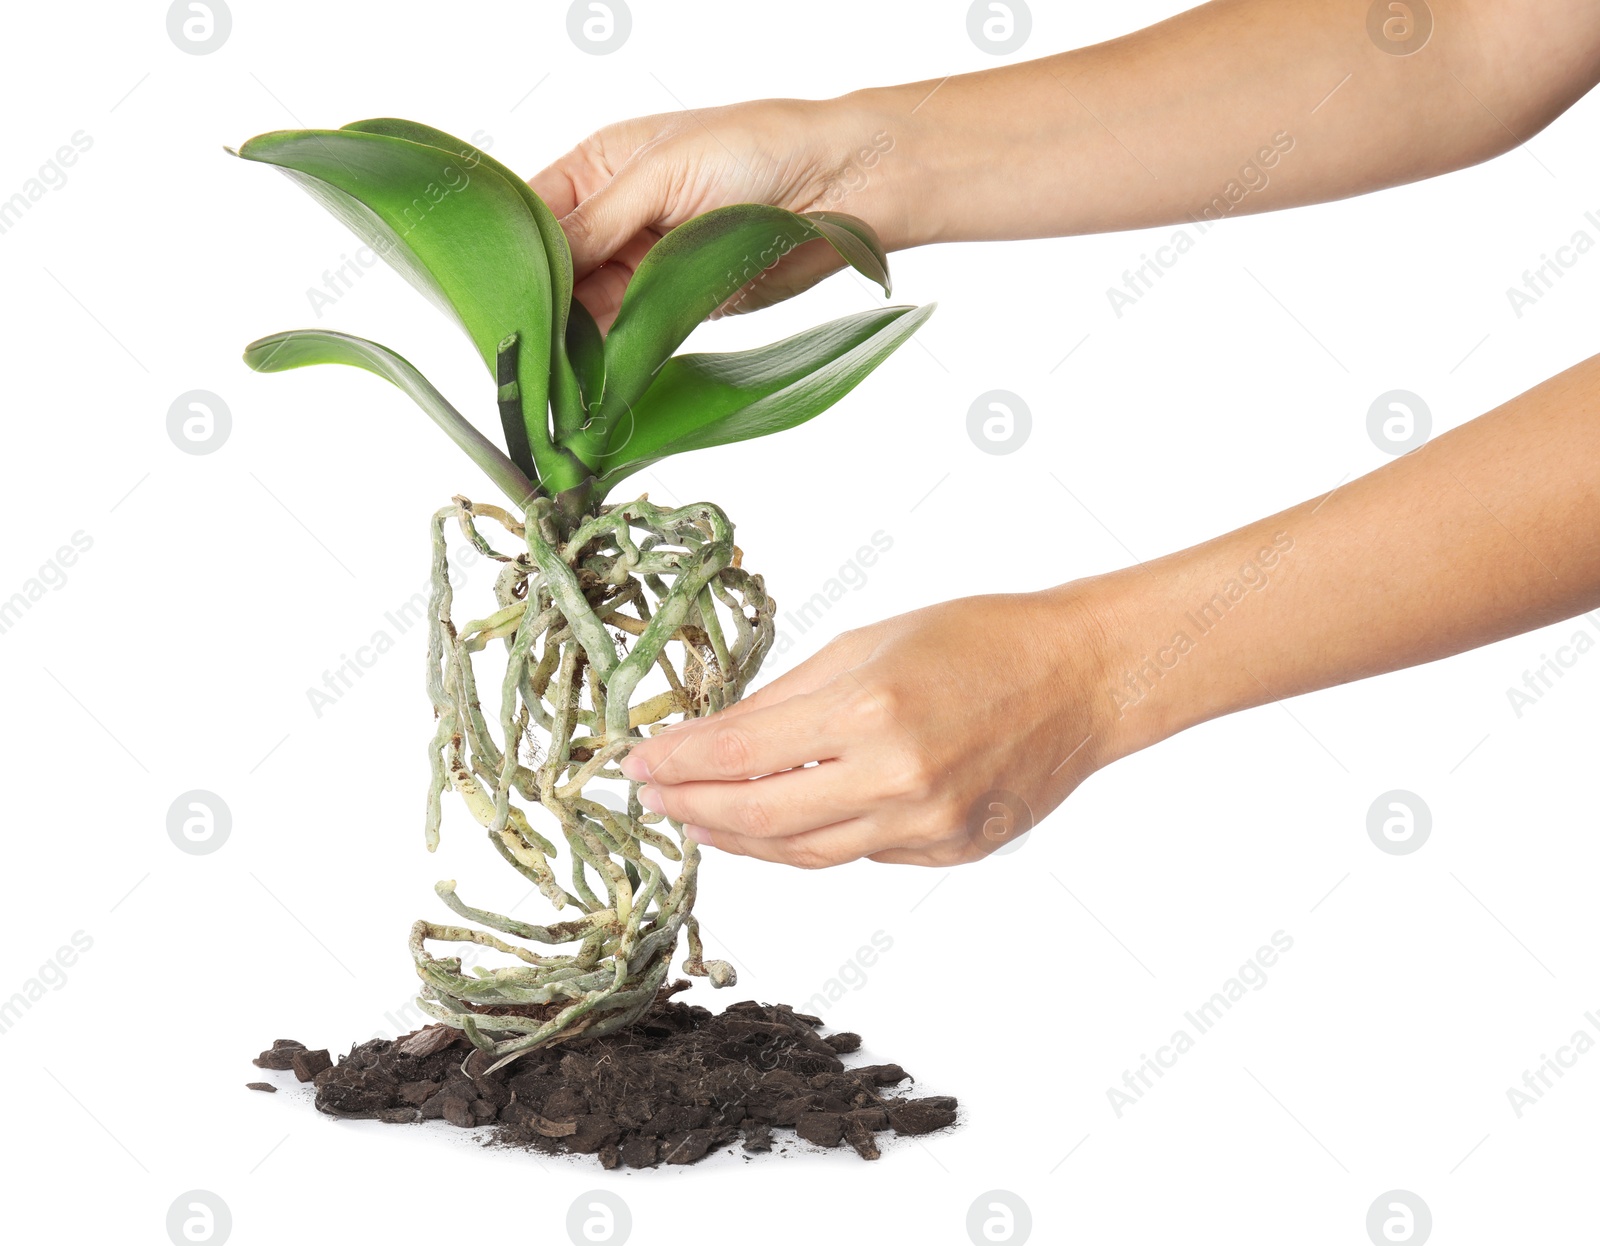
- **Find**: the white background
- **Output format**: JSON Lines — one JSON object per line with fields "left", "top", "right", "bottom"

{"left": 2, "top": 1, "right": 1597, "bottom": 1243}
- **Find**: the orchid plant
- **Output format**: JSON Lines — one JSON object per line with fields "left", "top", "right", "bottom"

{"left": 235, "top": 118, "right": 930, "bottom": 1070}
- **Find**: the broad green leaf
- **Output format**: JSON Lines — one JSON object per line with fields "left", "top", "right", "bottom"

{"left": 597, "top": 206, "right": 893, "bottom": 425}
{"left": 234, "top": 127, "right": 554, "bottom": 481}
{"left": 593, "top": 303, "right": 935, "bottom": 495}
{"left": 339, "top": 118, "right": 589, "bottom": 442}
{"left": 243, "top": 329, "right": 535, "bottom": 506}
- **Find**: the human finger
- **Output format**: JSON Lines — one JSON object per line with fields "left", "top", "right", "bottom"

{"left": 622, "top": 684, "right": 853, "bottom": 784}
{"left": 640, "top": 757, "right": 864, "bottom": 840}
{"left": 687, "top": 817, "right": 879, "bottom": 869}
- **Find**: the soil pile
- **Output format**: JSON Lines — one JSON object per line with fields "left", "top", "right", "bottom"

{"left": 253, "top": 987, "right": 957, "bottom": 1167}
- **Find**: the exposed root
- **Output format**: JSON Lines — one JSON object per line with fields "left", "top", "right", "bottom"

{"left": 413, "top": 494, "right": 775, "bottom": 1070}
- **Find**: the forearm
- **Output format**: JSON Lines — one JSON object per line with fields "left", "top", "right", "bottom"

{"left": 848, "top": 0, "right": 1600, "bottom": 246}
{"left": 1084, "top": 353, "right": 1600, "bottom": 763}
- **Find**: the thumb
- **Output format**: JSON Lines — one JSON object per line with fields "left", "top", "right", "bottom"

{"left": 560, "top": 162, "right": 667, "bottom": 281}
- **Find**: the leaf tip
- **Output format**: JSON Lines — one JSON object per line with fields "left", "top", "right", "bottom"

{"left": 241, "top": 332, "right": 292, "bottom": 373}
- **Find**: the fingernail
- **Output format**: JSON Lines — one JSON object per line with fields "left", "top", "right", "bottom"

{"left": 684, "top": 824, "right": 712, "bottom": 844}
{"left": 638, "top": 785, "right": 665, "bottom": 814}
{"left": 620, "top": 753, "right": 650, "bottom": 782}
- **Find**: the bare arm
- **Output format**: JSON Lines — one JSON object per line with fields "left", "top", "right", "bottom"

{"left": 1094, "top": 351, "right": 1600, "bottom": 762}
{"left": 537, "top": 0, "right": 1600, "bottom": 868}
{"left": 872, "top": 0, "right": 1600, "bottom": 245}
{"left": 533, "top": 0, "right": 1600, "bottom": 322}
{"left": 622, "top": 353, "right": 1600, "bottom": 867}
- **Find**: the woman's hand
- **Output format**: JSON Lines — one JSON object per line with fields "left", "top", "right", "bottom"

{"left": 529, "top": 96, "right": 916, "bottom": 329}
{"left": 530, "top": 2, "right": 1600, "bottom": 331}
{"left": 620, "top": 589, "right": 1115, "bottom": 868}
{"left": 621, "top": 345, "right": 1600, "bottom": 871}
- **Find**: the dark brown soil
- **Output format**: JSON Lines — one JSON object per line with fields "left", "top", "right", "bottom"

{"left": 252, "top": 985, "right": 956, "bottom": 1166}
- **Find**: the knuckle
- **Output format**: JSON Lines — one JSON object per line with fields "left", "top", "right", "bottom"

{"left": 737, "top": 797, "right": 774, "bottom": 839}
{"left": 885, "top": 750, "right": 940, "bottom": 802}
{"left": 909, "top": 800, "right": 962, "bottom": 849}
{"left": 841, "top": 680, "right": 898, "bottom": 730}
{"left": 826, "top": 626, "right": 863, "bottom": 652}
{"left": 562, "top": 204, "right": 596, "bottom": 246}
{"left": 782, "top": 841, "right": 833, "bottom": 871}
{"left": 934, "top": 790, "right": 968, "bottom": 828}
{"left": 649, "top": 732, "right": 705, "bottom": 785}
{"left": 829, "top": 622, "right": 877, "bottom": 653}
{"left": 867, "top": 682, "right": 907, "bottom": 725}
{"left": 708, "top": 725, "right": 754, "bottom": 776}
{"left": 577, "top": 126, "right": 623, "bottom": 168}
{"left": 926, "top": 842, "right": 971, "bottom": 868}
{"left": 710, "top": 832, "right": 747, "bottom": 858}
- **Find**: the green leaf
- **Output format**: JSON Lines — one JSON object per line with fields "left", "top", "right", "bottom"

{"left": 565, "top": 296, "right": 606, "bottom": 414}
{"left": 339, "top": 118, "right": 590, "bottom": 443}
{"left": 233, "top": 127, "right": 555, "bottom": 481}
{"left": 592, "top": 303, "right": 935, "bottom": 495}
{"left": 243, "top": 329, "right": 536, "bottom": 506}
{"left": 800, "top": 211, "right": 892, "bottom": 292}
{"left": 596, "top": 206, "right": 893, "bottom": 426}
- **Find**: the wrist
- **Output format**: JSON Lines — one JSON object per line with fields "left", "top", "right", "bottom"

{"left": 1049, "top": 560, "right": 1230, "bottom": 771}
{"left": 1090, "top": 568, "right": 1195, "bottom": 764}
{"left": 1082, "top": 515, "right": 1311, "bottom": 766}
{"left": 824, "top": 85, "right": 945, "bottom": 251}
{"left": 1022, "top": 578, "right": 1146, "bottom": 778}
